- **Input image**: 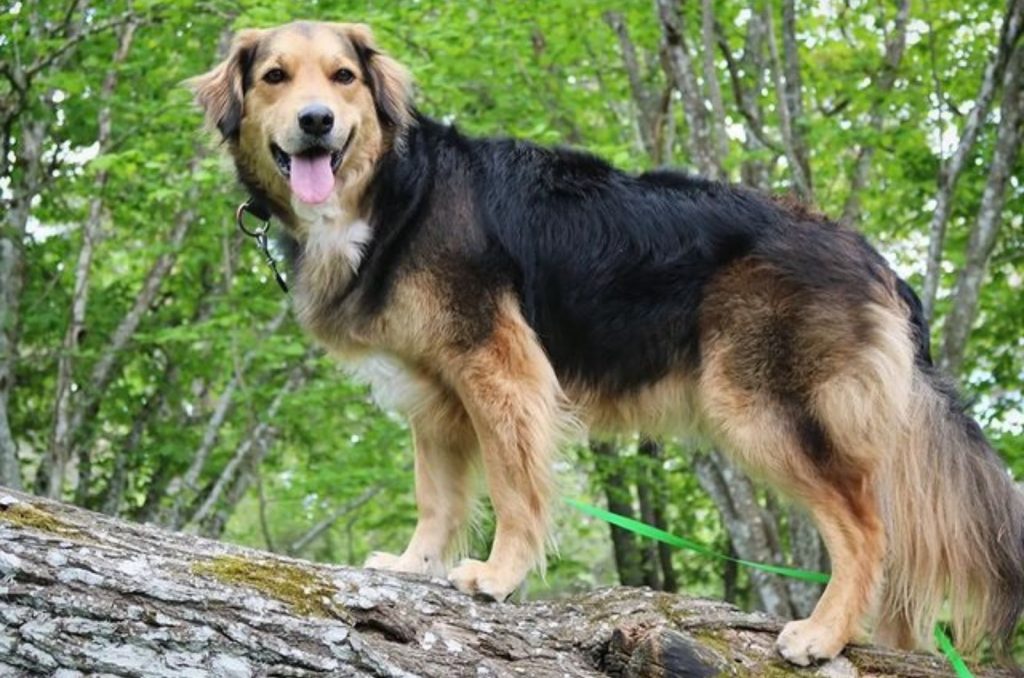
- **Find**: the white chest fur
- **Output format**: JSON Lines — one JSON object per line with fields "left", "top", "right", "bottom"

{"left": 350, "top": 353, "right": 431, "bottom": 414}
{"left": 292, "top": 196, "right": 373, "bottom": 277}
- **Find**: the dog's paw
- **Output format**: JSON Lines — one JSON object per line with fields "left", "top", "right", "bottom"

{"left": 447, "top": 559, "right": 520, "bottom": 601}
{"left": 364, "top": 551, "right": 446, "bottom": 577}
{"left": 776, "top": 619, "right": 847, "bottom": 666}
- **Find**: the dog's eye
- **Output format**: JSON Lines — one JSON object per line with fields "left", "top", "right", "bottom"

{"left": 333, "top": 68, "right": 356, "bottom": 85}
{"left": 263, "top": 68, "right": 287, "bottom": 85}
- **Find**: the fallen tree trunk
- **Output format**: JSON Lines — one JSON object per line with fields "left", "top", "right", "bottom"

{"left": 0, "top": 487, "right": 1008, "bottom": 677}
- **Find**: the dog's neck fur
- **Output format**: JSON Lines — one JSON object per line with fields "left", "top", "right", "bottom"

{"left": 290, "top": 193, "right": 373, "bottom": 281}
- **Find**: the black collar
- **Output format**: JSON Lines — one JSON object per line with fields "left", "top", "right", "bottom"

{"left": 242, "top": 193, "right": 274, "bottom": 222}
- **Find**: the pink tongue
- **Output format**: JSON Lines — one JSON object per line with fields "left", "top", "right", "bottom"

{"left": 289, "top": 154, "right": 335, "bottom": 204}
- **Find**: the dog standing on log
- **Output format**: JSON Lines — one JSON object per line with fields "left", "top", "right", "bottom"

{"left": 189, "top": 21, "right": 1024, "bottom": 665}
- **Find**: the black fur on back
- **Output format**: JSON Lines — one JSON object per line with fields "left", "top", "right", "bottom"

{"left": 345, "top": 115, "right": 899, "bottom": 393}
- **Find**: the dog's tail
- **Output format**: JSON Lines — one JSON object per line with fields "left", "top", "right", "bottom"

{"left": 877, "top": 286, "right": 1024, "bottom": 655}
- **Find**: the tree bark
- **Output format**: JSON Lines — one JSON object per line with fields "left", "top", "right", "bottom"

{"left": 765, "top": 0, "right": 814, "bottom": 201}
{"left": 0, "top": 488, "right": 1004, "bottom": 677}
{"left": 921, "top": 0, "right": 1024, "bottom": 322}
{"left": 0, "top": 120, "right": 46, "bottom": 492}
{"left": 634, "top": 478, "right": 662, "bottom": 590}
{"left": 715, "top": 10, "right": 777, "bottom": 190}
{"left": 939, "top": 43, "right": 1024, "bottom": 375}
{"left": 604, "top": 11, "right": 661, "bottom": 163}
{"left": 693, "top": 451, "right": 796, "bottom": 619}
{"left": 638, "top": 438, "right": 678, "bottom": 593}
{"left": 655, "top": 0, "right": 723, "bottom": 178}
{"left": 590, "top": 440, "right": 645, "bottom": 588}
{"left": 700, "top": 0, "right": 731, "bottom": 170}
{"left": 785, "top": 507, "right": 827, "bottom": 618}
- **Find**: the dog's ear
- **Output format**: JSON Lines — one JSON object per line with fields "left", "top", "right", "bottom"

{"left": 337, "top": 23, "right": 413, "bottom": 132}
{"left": 186, "top": 29, "right": 265, "bottom": 140}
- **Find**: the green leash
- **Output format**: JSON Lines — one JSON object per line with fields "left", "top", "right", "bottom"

{"left": 565, "top": 497, "right": 974, "bottom": 677}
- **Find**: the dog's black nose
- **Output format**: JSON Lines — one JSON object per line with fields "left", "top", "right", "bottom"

{"left": 298, "top": 104, "right": 334, "bottom": 136}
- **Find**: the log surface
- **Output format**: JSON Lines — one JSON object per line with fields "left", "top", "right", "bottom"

{"left": 0, "top": 487, "right": 1006, "bottom": 677}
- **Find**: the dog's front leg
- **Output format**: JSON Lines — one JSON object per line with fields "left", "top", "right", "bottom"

{"left": 365, "top": 398, "right": 476, "bottom": 578}
{"left": 444, "top": 305, "right": 562, "bottom": 601}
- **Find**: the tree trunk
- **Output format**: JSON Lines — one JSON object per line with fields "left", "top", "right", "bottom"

{"left": 785, "top": 507, "right": 828, "bottom": 618}
{"left": 920, "top": 0, "right": 1024, "bottom": 322}
{"left": 0, "top": 487, "right": 1001, "bottom": 677}
{"left": 700, "top": 0, "right": 731, "bottom": 170}
{"left": 638, "top": 438, "right": 678, "bottom": 593}
{"left": 0, "top": 0, "right": 150, "bottom": 495}
{"left": 604, "top": 11, "right": 660, "bottom": 162}
{"left": 590, "top": 440, "right": 645, "bottom": 588}
{"left": 939, "top": 43, "right": 1024, "bottom": 375}
{"left": 765, "top": 0, "right": 814, "bottom": 201}
{"left": 0, "top": 120, "right": 47, "bottom": 492}
{"left": 693, "top": 451, "right": 796, "bottom": 618}
{"left": 716, "top": 9, "right": 777, "bottom": 189}
{"left": 655, "top": 0, "right": 723, "bottom": 178}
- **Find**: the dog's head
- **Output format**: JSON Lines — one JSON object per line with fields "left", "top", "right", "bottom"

{"left": 188, "top": 22, "right": 412, "bottom": 208}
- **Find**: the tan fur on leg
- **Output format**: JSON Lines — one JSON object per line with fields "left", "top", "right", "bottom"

{"left": 700, "top": 345, "right": 886, "bottom": 665}
{"left": 776, "top": 481, "right": 885, "bottom": 665}
{"left": 443, "top": 298, "right": 566, "bottom": 600}
{"left": 365, "top": 388, "right": 476, "bottom": 577}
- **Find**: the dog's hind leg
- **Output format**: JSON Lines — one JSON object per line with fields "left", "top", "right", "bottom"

{"left": 443, "top": 299, "right": 563, "bottom": 601}
{"left": 701, "top": 363, "right": 886, "bottom": 666}
{"left": 365, "top": 393, "right": 476, "bottom": 578}
{"left": 774, "top": 476, "right": 884, "bottom": 665}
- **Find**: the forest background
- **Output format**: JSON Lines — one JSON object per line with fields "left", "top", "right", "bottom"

{"left": 2, "top": 0, "right": 1022, "bottom": 660}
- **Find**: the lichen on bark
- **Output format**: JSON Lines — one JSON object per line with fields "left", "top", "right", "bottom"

{"left": 0, "top": 498, "right": 82, "bottom": 538}
{"left": 192, "top": 554, "right": 352, "bottom": 621}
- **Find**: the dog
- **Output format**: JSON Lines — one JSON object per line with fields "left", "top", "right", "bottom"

{"left": 188, "top": 21, "right": 1024, "bottom": 666}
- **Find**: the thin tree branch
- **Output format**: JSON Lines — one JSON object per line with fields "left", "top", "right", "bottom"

{"left": 839, "top": 0, "right": 911, "bottom": 228}
{"left": 701, "top": 0, "right": 731, "bottom": 170}
{"left": 99, "top": 363, "right": 175, "bottom": 516}
{"left": 58, "top": 149, "right": 208, "bottom": 488}
{"left": 185, "top": 356, "right": 313, "bottom": 533}
{"left": 46, "top": 17, "right": 140, "bottom": 499}
{"left": 715, "top": 10, "right": 780, "bottom": 189}
{"left": 764, "top": 0, "right": 814, "bottom": 201}
{"left": 162, "top": 303, "right": 291, "bottom": 528}
{"left": 287, "top": 485, "right": 385, "bottom": 556}
{"left": 256, "top": 471, "right": 276, "bottom": 552}
{"left": 604, "top": 11, "right": 660, "bottom": 161}
{"left": 23, "top": 13, "right": 143, "bottom": 81}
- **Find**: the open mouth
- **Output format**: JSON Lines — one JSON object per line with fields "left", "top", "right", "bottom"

{"left": 269, "top": 128, "right": 356, "bottom": 205}
{"left": 270, "top": 144, "right": 343, "bottom": 179}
